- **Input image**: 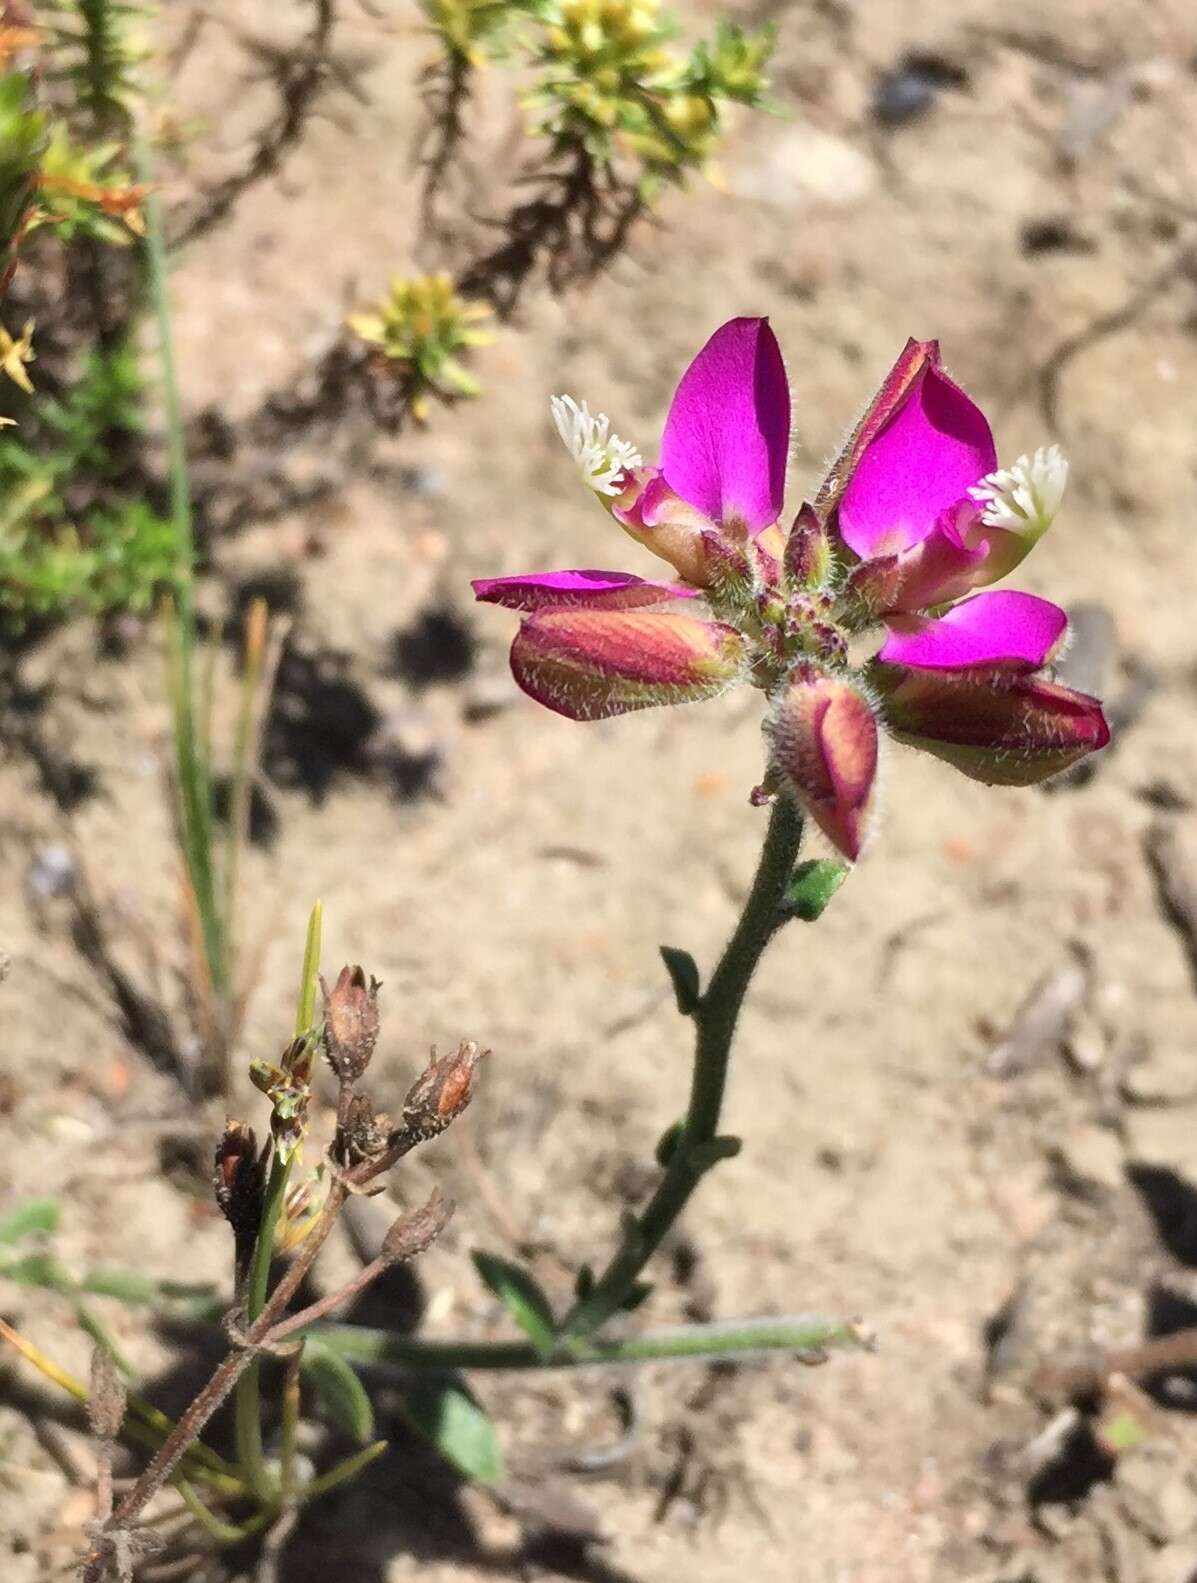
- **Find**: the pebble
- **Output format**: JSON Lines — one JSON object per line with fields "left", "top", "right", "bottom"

{"left": 1149, "top": 1538, "right": 1197, "bottom": 1583}
{"left": 25, "top": 844, "right": 77, "bottom": 901}
{"left": 732, "top": 127, "right": 877, "bottom": 209}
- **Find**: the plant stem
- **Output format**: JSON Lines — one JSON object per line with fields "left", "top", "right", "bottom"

{"left": 561, "top": 798, "right": 805, "bottom": 1340}
{"left": 139, "top": 130, "right": 229, "bottom": 1077}
{"left": 232, "top": 901, "right": 322, "bottom": 1503}
{"left": 310, "top": 1312, "right": 865, "bottom": 1371}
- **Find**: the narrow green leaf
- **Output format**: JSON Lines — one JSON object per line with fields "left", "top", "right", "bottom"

{"left": 302, "top": 1341, "right": 375, "bottom": 1444}
{"left": 573, "top": 1263, "right": 594, "bottom": 1301}
{"left": 660, "top": 946, "right": 700, "bottom": 1014}
{"left": 472, "top": 1252, "right": 555, "bottom": 1358}
{"left": 0, "top": 1198, "right": 60, "bottom": 1245}
{"left": 0, "top": 1252, "right": 71, "bottom": 1290}
{"left": 79, "top": 1270, "right": 163, "bottom": 1304}
{"left": 782, "top": 859, "right": 848, "bottom": 922}
{"left": 399, "top": 1376, "right": 504, "bottom": 1484}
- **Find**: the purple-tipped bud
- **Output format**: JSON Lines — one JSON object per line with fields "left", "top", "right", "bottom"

{"left": 767, "top": 670, "right": 880, "bottom": 861}
{"left": 873, "top": 666, "right": 1110, "bottom": 785}
{"left": 510, "top": 610, "right": 747, "bottom": 720}
{"left": 784, "top": 503, "right": 832, "bottom": 589}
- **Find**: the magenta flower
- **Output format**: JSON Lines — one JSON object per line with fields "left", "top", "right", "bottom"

{"left": 472, "top": 320, "right": 1109, "bottom": 861}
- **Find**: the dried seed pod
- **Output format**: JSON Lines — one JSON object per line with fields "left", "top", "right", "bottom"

{"left": 213, "top": 1122, "right": 265, "bottom": 1274}
{"left": 400, "top": 1041, "right": 486, "bottom": 1144}
{"left": 321, "top": 966, "right": 382, "bottom": 1084}
{"left": 382, "top": 1189, "right": 454, "bottom": 1264}
{"left": 87, "top": 1345, "right": 126, "bottom": 1441}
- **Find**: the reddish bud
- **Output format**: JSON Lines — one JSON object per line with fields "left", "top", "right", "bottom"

{"left": 767, "top": 669, "right": 880, "bottom": 861}
{"left": 784, "top": 502, "right": 831, "bottom": 589}
{"left": 510, "top": 609, "right": 746, "bottom": 721}
{"left": 872, "top": 666, "right": 1109, "bottom": 785}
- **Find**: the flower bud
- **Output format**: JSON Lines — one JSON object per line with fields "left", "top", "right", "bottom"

{"left": 766, "top": 669, "right": 880, "bottom": 861}
{"left": 873, "top": 666, "right": 1109, "bottom": 785}
{"left": 321, "top": 965, "right": 381, "bottom": 1084}
{"left": 784, "top": 502, "right": 832, "bottom": 589}
{"left": 510, "top": 609, "right": 746, "bottom": 720}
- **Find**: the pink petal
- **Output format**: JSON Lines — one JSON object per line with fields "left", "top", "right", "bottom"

{"left": 837, "top": 358, "right": 997, "bottom": 559}
{"left": 878, "top": 591, "right": 1068, "bottom": 672}
{"left": 873, "top": 668, "right": 1110, "bottom": 786}
{"left": 510, "top": 610, "right": 746, "bottom": 721}
{"left": 471, "top": 569, "right": 700, "bottom": 613}
{"left": 659, "top": 318, "right": 790, "bottom": 536}
{"left": 817, "top": 338, "right": 937, "bottom": 516}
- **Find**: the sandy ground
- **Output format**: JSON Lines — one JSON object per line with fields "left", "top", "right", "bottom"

{"left": 5, "top": 1, "right": 1197, "bottom": 1579}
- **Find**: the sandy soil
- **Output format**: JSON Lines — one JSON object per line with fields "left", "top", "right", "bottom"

{"left": 4, "top": 1, "right": 1197, "bottom": 1579}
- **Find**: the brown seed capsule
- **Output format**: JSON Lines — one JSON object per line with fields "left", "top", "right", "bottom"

{"left": 400, "top": 1041, "right": 486, "bottom": 1143}
{"left": 87, "top": 1345, "right": 126, "bottom": 1440}
{"left": 321, "top": 966, "right": 381, "bottom": 1083}
{"left": 381, "top": 1188, "right": 454, "bottom": 1264}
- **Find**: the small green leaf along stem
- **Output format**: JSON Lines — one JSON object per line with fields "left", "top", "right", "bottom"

{"left": 233, "top": 902, "right": 323, "bottom": 1504}
{"left": 311, "top": 1312, "right": 866, "bottom": 1372}
{"left": 561, "top": 797, "right": 806, "bottom": 1340}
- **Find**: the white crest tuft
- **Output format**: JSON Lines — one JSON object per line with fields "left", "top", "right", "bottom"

{"left": 550, "top": 394, "right": 643, "bottom": 497}
{"left": 968, "top": 445, "right": 1069, "bottom": 535}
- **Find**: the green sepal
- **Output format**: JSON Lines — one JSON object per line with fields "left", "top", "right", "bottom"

{"left": 781, "top": 859, "right": 848, "bottom": 922}
{"left": 655, "top": 1119, "right": 684, "bottom": 1166}
{"left": 660, "top": 945, "right": 700, "bottom": 1014}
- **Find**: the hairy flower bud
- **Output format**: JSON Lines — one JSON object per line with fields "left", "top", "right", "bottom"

{"left": 510, "top": 609, "right": 746, "bottom": 720}
{"left": 767, "top": 669, "right": 880, "bottom": 861}
{"left": 784, "top": 502, "right": 831, "bottom": 589}
{"left": 322, "top": 965, "right": 381, "bottom": 1083}
{"left": 873, "top": 666, "right": 1109, "bottom": 785}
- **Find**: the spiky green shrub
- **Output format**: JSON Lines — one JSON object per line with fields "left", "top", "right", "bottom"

{"left": 0, "top": 345, "right": 176, "bottom": 627}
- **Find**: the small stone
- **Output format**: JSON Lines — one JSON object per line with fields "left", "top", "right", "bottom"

{"left": 1149, "top": 1538, "right": 1197, "bottom": 1583}
{"left": 1122, "top": 1039, "right": 1197, "bottom": 1105}
{"left": 1125, "top": 1105, "right": 1197, "bottom": 1171}
{"left": 1118, "top": 1453, "right": 1196, "bottom": 1543}
{"left": 1064, "top": 1008, "right": 1107, "bottom": 1073}
{"left": 872, "top": 53, "right": 968, "bottom": 126}
{"left": 732, "top": 127, "right": 877, "bottom": 209}
{"left": 25, "top": 845, "right": 77, "bottom": 901}
{"left": 1050, "top": 1125, "right": 1124, "bottom": 1195}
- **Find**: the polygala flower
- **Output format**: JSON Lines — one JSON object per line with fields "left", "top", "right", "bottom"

{"left": 472, "top": 320, "right": 1109, "bottom": 860}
